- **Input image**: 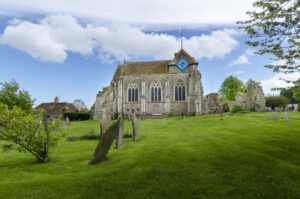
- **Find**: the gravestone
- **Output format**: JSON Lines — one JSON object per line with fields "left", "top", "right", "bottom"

{"left": 90, "top": 119, "right": 119, "bottom": 164}
{"left": 62, "top": 121, "right": 67, "bottom": 130}
{"left": 267, "top": 114, "right": 271, "bottom": 119}
{"left": 131, "top": 114, "right": 139, "bottom": 141}
{"left": 66, "top": 117, "right": 70, "bottom": 126}
{"left": 100, "top": 113, "right": 110, "bottom": 136}
{"left": 273, "top": 112, "right": 279, "bottom": 120}
{"left": 284, "top": 112, "right": 290, "bottom": 122}
{"left": 115, "top": 115, "right": 124, "bottom": 149}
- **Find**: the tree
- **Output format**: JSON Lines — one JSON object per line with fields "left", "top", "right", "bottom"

{"left": 73, "top": 99, "right": 86, "bottom": 110}
{"left": 0, "top": 103, "right": 64, "bottom": 163}
{"left": 98, "top": 86, "right": 109, "bottom": 94}
{"left": 0, "top": 79, "right": 35, "bottom": 112}
{"left": 246, "top": 79, "right": 261, "bottom": 86}
{"left": 219, "top": 76, "right": 246, "bottom": 100}
{"left": 237, "top": 0, "right": 300, "bottom": 74}
{"left": 265, "top": 96, "right": 288, "bottom": 110}
{"left": 280, "top": 87, "right": 299, "bottom": 103}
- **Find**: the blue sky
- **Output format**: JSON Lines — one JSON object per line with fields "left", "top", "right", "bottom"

{"left": 0, "top": 0, "right": 298, "bottom": 108}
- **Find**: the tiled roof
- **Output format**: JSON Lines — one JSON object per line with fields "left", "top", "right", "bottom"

{"left": 35, "top": 102, "right": 77, "bottom": 117}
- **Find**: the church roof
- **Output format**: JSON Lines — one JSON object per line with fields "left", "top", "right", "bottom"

{"left": 113, "top": 60, "right": 171, "bottom": 80}
{"left": 112, "top": 49, "right": 198, "bottom": 81}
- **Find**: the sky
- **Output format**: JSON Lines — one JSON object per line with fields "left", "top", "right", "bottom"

{"left": 0, "top": 0, "right": 299, "bottom": 108}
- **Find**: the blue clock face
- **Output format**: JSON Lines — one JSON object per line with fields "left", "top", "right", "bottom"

{"left": 176, "top": 57, "right": 190, "bottom": 72}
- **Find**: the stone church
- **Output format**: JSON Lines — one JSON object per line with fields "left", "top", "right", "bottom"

{"left": 94, "top": 49, "right": 265, "bottom": 119}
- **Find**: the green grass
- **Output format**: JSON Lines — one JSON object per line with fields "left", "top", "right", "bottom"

{"left": 1, "top": 112, "right": 300, "bottom": 199}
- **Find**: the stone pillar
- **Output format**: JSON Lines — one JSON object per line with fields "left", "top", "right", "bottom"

{"left": 115, "top": 115, "right": 124, "bottom": 149}
{"left": 165, "top": 78, "right": 170, "bottom": 114}
{"left": 141, "top": 81, "right": 146, "bottom": 114}
{"left": 118, "top": 80, "right": 123, "bottom": 114}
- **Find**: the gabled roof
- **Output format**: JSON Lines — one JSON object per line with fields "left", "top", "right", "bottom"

{"left": 112, "top": 60, "right": 171, "bottom": 80}
{"left": 170, "top": 49, "right": 198, "bottom": 65}
{"left": 35, "top": 102, "right": 77, "bottom": 117}
{"left": 112, "top": 49, "right": 198, "bottom": 81}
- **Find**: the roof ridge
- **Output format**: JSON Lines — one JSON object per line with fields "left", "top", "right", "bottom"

{"left": 127, "top": 60, "right": 171, "bottom": 63}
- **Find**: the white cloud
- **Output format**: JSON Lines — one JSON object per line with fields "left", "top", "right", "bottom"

{"left": 246, "top": 48, "right": 255, "bottom": 56}
{"left": 261, "top": 73, "right": 300, "bottom": 95}
{"left": 0, "top": 0, "right": 254, "bottom": 25}
{"left": 0, "top": 15, "right": 240, "bottom": 63}
{"left": 228, "top": 55, "right": 249, "bottom": 67}
{"left": 235, "top": 70, "right": 244, "bottom": 74}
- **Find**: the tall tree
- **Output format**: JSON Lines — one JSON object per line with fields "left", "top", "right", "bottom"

{"left": 219, "top": 76, "right": 246, "bottom": 100}
{"left": 73, "top": 99, "right": 86, "bottom": 110}
{"left": 237, "top": 0, "right": 300, "bottom": 74}
{"left": 0, "top": 79, "right": 35, "bottom": 112}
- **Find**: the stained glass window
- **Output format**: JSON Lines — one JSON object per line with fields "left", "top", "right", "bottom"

{"left": 151, "top": 80, "right": 162, "bottom": 102}
{"left": 175, "top": 80, "right": 185, "bottom": 101}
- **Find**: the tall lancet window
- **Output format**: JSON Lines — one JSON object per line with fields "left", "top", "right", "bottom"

{"left": 175, "top": 79, "right": 186, "bottom": 101}
{"left": 128, "top": 83, "right": 138, "bottom": 102}
{"left": 150, "top": 80, "right": 162, "bottom": 102}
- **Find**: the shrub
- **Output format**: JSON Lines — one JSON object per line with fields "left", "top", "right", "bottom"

{"left": 265, "top": 96, "right": 288, "bottom": 111}
{"left": 231, "top": 105, "right": 243, "bottom": 113}
{"left": 249, "top": 107, "right": 256, "bottom": 112}
{"left": 63, "top": 112, "right": 90, "bottom": 121}
{"left": 223, "top": 103, "right": 230, "bottom": 112}
{"left": 298, "top": 103, "right": 300, "bottom": 112}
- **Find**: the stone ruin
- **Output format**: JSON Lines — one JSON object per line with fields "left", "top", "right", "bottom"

{"left": 202, "top": 83, "right": 266, "bottom": 113}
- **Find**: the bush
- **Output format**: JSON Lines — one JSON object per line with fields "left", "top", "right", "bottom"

{"left": 298, "top": 103, "right": 300, "bottom": 112}
{"left": 63, "top": 112, "right": 90, "bottom": 121}
{"left": 223, "top": 103, "right": 230, "bottom": 112}
{"left": 231, "top": 105, "right": 243, "bottom": 113}
{"left": 265, "top": 96, "right": 288, "bottom": 111}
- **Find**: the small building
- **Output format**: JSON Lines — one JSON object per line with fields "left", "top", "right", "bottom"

{"left": 35, "top": 97, "right": 77, "bottom": 118}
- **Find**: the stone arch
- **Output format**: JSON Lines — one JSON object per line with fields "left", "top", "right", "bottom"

{"left": 127, "top": 82, "right": 139, "bottom": 102}
{"left": 150, "top": 80, "right": 162, "bottom": 102}
{"left": 174, "top": 79, "right": 186, "bottom": 101}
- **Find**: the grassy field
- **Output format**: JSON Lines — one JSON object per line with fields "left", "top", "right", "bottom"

{"left": 1, "top": 112, "right": 300, "bottom": 199}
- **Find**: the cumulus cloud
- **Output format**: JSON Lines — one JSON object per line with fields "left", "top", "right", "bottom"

{"left": 0, "top": 0, "right": 253, "bottom": 25}
{"left": 228, "top": 55, "right": 249, "bottom": 67}
{"left": 0, "top": 15, "right": 240, "bottom": 63}
{"left": 261, "top": 73, "right": 300, "bottom": 94}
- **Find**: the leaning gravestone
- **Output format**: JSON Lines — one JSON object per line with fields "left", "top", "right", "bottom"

{"left": 131, "top": 114, "right": 139, "bottom": 141}
{"left": 66, "top": 117, "right": 70, "bottom": 126}
{"left": 100, "top": 113, "right": 110, "bottom": 136}
{"left": 115, "top": 115, "right": 124, "bottom": 149}
{"left": 90, "top": 119, "right": 119, "bottom": 164}
{"left": 267, "top": 114, "right": 271, "bottom": 119}
{"left": 284, "top": 112, "right": 290, "bottom": 122}
{"left": 273, "top": 112, "right": 279, "bottom": 120}
{"left": 62, "top": 121, "right": 67, "bottom": 130}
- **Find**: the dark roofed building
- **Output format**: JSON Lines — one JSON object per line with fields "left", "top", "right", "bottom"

{"left": 35, "top": 97, "right": 77, "bottom": 118}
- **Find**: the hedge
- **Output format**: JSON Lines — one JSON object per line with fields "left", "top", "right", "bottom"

{"left": 63, "top": 112, "right": 91, "bottom": 121}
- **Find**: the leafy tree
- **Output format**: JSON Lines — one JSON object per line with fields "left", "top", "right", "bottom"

{"left": 237, "top": 0, "right": 300, "bottom": 73}
{"left": 246, "top": 79, "right": 261, "bottom": 86}
{"left": 0, "top": 103, "right": 64, "bottom": 163}
{"left": 265, "top": 96, "right": 288, "bottom": 110}
{"left": 0, "top": 80, "right": 35, "bottom": 112}
{"left": 89, "top": 102, "right": 95, "bottom": 116}
{"left": 280, "top": 87, "right": 299, "bottom": 103}
{"left": 219, "top": 76, "right": 246, "bottom": 100}
{"left": 98, "top": 86, "right": 109, "bottom": 94}
{"left": 73, "top": 99, "right": 86, "bottom": 110}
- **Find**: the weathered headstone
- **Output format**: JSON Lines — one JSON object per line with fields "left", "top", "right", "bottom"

{"left": 66, "top": 117, "right": 70, "bottom": 126}
{"left": 273, "top": 112, "right": 278, "bottom": 120}
{"left": 62, "top": 121, "right": 67, "bottom": 129}
{"left": 131, "top": 114, "right": 139, "bottom": 141}
{"left": 100, "top": 113, "right": 110, "bottom": 136}
{"left": 267, "top": 114, "right": 271, "bottom": 119}
{"left": 90, "top": 119, "right": 119, "bottom": 164}
{"left": 284, "top": 112, "right": 290, "bottom": 122}
{"left": 115, "top": 115, "right": 124, "bottom": 149}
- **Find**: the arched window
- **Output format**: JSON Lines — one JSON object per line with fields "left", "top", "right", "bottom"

{"left": 128, "top": 83, "right": 138, "bottom": 102}
{"left": 150, "top": 81, "right": 162, "bottom": 102}
{"left": 175, "top": 80, "right": 185, "bottom": 101}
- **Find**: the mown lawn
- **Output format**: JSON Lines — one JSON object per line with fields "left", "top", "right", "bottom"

{"left": 1, "top": 112, "right": 300, "bottom": 199}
